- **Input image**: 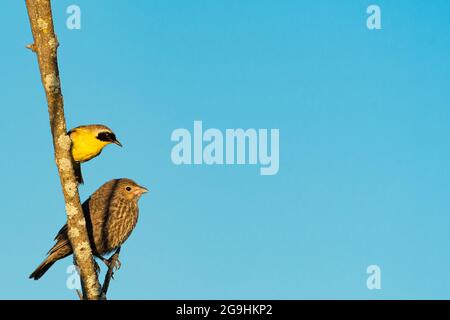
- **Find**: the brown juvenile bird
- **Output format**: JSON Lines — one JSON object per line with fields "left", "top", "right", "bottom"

{"left": 29, "top": 178, "right": 148, "bottom": 280}
{"left": 68, "top": 124, "right": 122, "bottom": 184}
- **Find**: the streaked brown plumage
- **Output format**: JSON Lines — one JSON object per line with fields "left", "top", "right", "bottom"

{"left": 29, "top": 178, "right": 148, "bottom": 280}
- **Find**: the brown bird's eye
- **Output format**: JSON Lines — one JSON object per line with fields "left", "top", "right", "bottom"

{"left": 126, "top": 187, "right": 132, "bottom": 191}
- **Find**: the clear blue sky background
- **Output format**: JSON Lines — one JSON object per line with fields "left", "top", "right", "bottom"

{"left": 1, "top": 0, "right": 449, "bottom": 299}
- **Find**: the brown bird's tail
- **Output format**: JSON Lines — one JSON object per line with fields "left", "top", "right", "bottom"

{"left": 73, "top": 161, "right": 84, "bottom": 184}
{"left": 29, "top": 258, "right": 56, "bottom": 280}
{"left": 29, "top": 237, "right": 72, "bottom": 280}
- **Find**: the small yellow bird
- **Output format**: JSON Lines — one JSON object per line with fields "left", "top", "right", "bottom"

{"left": 68, "top": 124, "right": 122, "bottom": 184}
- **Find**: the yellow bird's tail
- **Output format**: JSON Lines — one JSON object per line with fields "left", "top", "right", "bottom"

{"left": 73, "top": 161, "right": 84, "bottom": 184}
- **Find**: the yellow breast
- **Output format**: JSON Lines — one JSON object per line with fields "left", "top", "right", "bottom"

{"left": 70, "top": 129, "right": 109, "bottom": 162}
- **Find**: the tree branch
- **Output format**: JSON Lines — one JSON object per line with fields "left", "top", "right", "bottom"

{"left": 100, "top": 248, "right": 121, "bottom": 300}
{"left": 25, "top": 0, "right": 101, "bottom": 300}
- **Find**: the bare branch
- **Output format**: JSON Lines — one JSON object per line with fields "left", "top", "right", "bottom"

{"left": 76, "top": 289, "right": 83, "bottom": 300}
{"left": 100, "top": 248, "right": 121, "bottom": 300}
{"left": 25, "top": 0, "right": 101, "bottom": 299}
{"left": 26, "top": 43, "right": 36, "bottom": 52}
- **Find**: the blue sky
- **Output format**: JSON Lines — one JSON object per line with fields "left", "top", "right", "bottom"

{"left": 1, "top": 0, "right": 450, "bottom": 299}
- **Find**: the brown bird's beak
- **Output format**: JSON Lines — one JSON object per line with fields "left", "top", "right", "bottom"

{"left": 134, "top": 186, "right": 149, "bottom": 196}
{"left": 113, "top": 139, "right": 123, "bottom": 147}
{"left": 140, "top": 186, "right": 149, "bottom": 194}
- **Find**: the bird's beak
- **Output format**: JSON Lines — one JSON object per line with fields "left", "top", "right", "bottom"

{"left": 132, "top": 185, "right": 148, "bottom": 197}
{"left": 138, "top": 186, "right": 149, "bottom": 194}
{"left": 113, "top": 139, "right": 123, "bottom": 147}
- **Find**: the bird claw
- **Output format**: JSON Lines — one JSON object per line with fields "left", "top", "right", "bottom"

{"left": 107, "top": 258, "right": 120, "bottom": 280}
{"left": 96, "top": 251, "right": 121, "bottom": 280}
{"left": 115, "top": 259, "right": 122, "bottom": 271}
{"left": 104, "top": 256, "right": 121, "bottom": 272}
{"left": 109, "top": 257, "right": 121, "bottom": 271}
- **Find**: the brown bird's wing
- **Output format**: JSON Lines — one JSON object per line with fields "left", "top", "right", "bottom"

{"left": 48, "top": 224, "right": 69, "bottom": 254}
{"left": 47, "top": 236, "right": 71, "bottom": 257}
{"left": 49, "top": 181, "right": 120, "bottom": 255}
{"left": 30, "top": 195, "right": 97, "bottom": 280}
{"left": 47, "top": 193, "right": 109, "bottom": 257}
{"left": 54, "top": 224, "right": 67, "bottom": 241}
{"left": 85, "top": 179, "right": 121, "bottom": 254}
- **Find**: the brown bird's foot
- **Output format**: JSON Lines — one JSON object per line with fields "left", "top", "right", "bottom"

{"left": 106, "top": 256, "right": 121, "bottom": 273}
{"left": 101, "top": 257, "right": 121, "bottom": 280}
{"left": 98, "top": 255, "right": 121, "bottom": 272}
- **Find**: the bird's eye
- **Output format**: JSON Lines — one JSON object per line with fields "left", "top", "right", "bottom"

{"left": 97, "top": 131, "right": 114, "bottom": 142}
{"left": 126, "top": 187, "right": 132, "bottom": 191}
